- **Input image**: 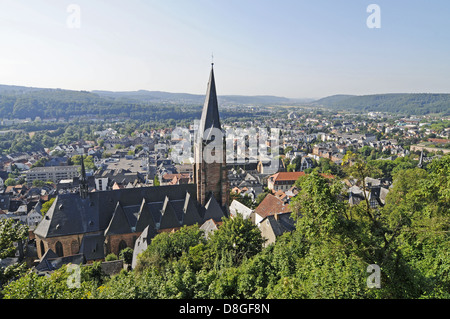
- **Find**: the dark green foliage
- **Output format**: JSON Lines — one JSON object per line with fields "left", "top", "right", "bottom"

{"left": 0, "top": 219, "right": 29, "bottom": 292}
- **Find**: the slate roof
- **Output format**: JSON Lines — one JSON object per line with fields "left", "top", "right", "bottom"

{"left": 34, "top": 184, "right": 226, "bottom": 239}
{"left": 262, "top": 213, "right": 296, "bottom": 237}
{"left": 35, "top": 249, "right": 85, "bottom": 272}
{"left": 203, "top": 195, "right": 226, "bottom": 222}
{"left": 104, "top": 202, "right": 131, "bottom": 236}
{"left": 80, "top": 233, "right": 105, "bottom": 261}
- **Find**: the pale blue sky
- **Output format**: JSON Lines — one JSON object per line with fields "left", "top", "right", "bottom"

{"left": 1, "top": 0, "right": 449, "bottom": 98}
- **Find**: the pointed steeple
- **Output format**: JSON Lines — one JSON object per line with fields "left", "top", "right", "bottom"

{"left": 79, "top": 155, "right": 89, "bottom": 199}
{"left": 194, "top": 63, "right": 229, "bottom": 210}
{"left": 199, "top": 64, "right": 221, "bottom": 138}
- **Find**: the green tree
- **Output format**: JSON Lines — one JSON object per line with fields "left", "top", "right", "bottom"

{"left": 0, "top": 219, "right": 29, "bottom": 291}
{"left": 208, "top": 214, "right": 266, "bottom": 266}
{"left": 135, "top": 225, "right": 206, "bottom": 272}
{"left": 119, "top": 247, "right": 134, "bottom": 265}
{"left": 105, "top": 253, "right": 118, "bottom": 261}
{"left": 40, "top": 198, "right": 56, "bottom": 216}
{"left": 4, "top": 178, "right": 16, "bottom": 187}
{"left": 70, "top": 155, "right": 95, "bottom": 171}
{"left": 153, "top": 175, "right": 160, "bottom": 186}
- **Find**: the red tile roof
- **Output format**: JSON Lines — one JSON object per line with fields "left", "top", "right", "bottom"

{"left": 270, "top": 171, "right": 335, "bottom": 183}
{"left": 254, "top": 194, "right": 292, "bottom": 218}
{"left": 270, "top": 172, "right": 305, "bottom": 182}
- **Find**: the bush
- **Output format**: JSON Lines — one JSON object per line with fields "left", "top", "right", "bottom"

{"left": 105, "top": 253, "right": 118, "bottom": 262}
{"left": 119, "top": 247, "right": 133, "bottom": 265}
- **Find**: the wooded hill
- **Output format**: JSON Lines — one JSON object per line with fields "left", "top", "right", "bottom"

{"left": 1, "top": 84, "right": 449, "bottom": 119}
{"left": 312, "top": 93, "right": 450, "bottom": 115}
{"left": 0, "top": 84, "right": 284, "bottom": 120}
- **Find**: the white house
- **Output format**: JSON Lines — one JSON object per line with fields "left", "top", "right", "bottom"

{"left": 27, "top": 203, "right": 43, "bottom": 228}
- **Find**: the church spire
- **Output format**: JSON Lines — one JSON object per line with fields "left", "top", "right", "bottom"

{"left": 198, "top": 64, "right": 221, "bottom": 139}
{"left": 194, "top": 64, "right": 229, "bottom": 210}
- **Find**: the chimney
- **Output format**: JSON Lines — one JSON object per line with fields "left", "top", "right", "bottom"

{"left": 274, "top": 212, "right": 279, "bottom": 221}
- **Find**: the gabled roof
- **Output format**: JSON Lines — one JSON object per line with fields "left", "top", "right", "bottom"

{"left": 35, "top": 248, "right": 85, "bottom": 272}
{"left": 270, "top": 172, "right": 305, "bottom": 182}
{"left": 159, "top": 196, "right": 182, "bottom": 229}
{"left": 34, "top": 184, "right": 197, "bottom": 239}
{"left": 104, "top": 202, "right": 131, "bottom": 236}
{"left": 182, "top": 192, "right": 203, "bottom": 225}
{"left": 135, "top": 198, "right": 156, "bottom": 233}
{"left": 40, "top": 248, "right": 58, "bottom": 262}
{"left": 261, "top": 213, "right": 296, "bottom": 237}
{"left": 254, "top": 194, "right": 292, "bottom": 219}
{"left": 203, "top": 195, "right": 226, "bottom": 222}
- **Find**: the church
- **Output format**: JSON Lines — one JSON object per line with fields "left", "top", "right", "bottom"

{"left": 34, "top": 65, "right": 229, "bottom": 262}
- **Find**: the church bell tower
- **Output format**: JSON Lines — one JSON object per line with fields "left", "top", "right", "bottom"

{"left": 194, "top": 64, "right": 229, "bottom": 209}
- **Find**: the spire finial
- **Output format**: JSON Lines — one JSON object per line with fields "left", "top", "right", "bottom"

{"left": 211, "top": 52, "right": 214, "bottom": 67}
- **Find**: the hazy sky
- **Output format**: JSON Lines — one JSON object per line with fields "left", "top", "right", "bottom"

{"left": 1, "top": 0, "right": 450, "bottom": 99}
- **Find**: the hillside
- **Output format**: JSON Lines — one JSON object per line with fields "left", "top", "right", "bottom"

{"left": 93, "top": 90, "right": 291, "bottom": 105}
{"left": 1, "top": 84, "right": 449, "bottom": 119}
{"left": 313, "top": 93, "right": 450, "bottom": 115}
{"left": 0, "top": 85, "right": 277, "bottom": 120}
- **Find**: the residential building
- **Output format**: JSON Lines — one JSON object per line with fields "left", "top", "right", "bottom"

{"left": 267, "top": 172, "right": 305, "bottom": 192}
{"left": 259, "top": 212, "right": 296, "bottom": 247}
{"left": 26, "top": 166, "right": 80, "bottom": 185}
{"left": 253, "top": 193, "right": 292, "bottom": 225}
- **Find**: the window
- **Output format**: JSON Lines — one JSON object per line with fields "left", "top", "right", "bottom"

{"left": 40, "top": 240, "right": 45, "bottom": 257}
{"left": 55, "top": 241, "right": 64, "bottom": 257}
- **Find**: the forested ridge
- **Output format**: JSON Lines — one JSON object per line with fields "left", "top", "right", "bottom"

{"left": 2, "top": 84, "right": 449, "bottom": 119}
{"left": 313, "top": 93, "right": 450, "bottom": 115}
{"left": 0, "top": 85, "right": 274, "bottom": 120}
{"left": 2, "top": 154, "right": 449, "bottom": 299}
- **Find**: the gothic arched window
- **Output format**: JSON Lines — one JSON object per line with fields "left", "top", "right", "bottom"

{"left": 55, "top": 241, "right": 64, "bottom": 257}
{"left": 40, "top": 240, "right": 45, "bottom": 257}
